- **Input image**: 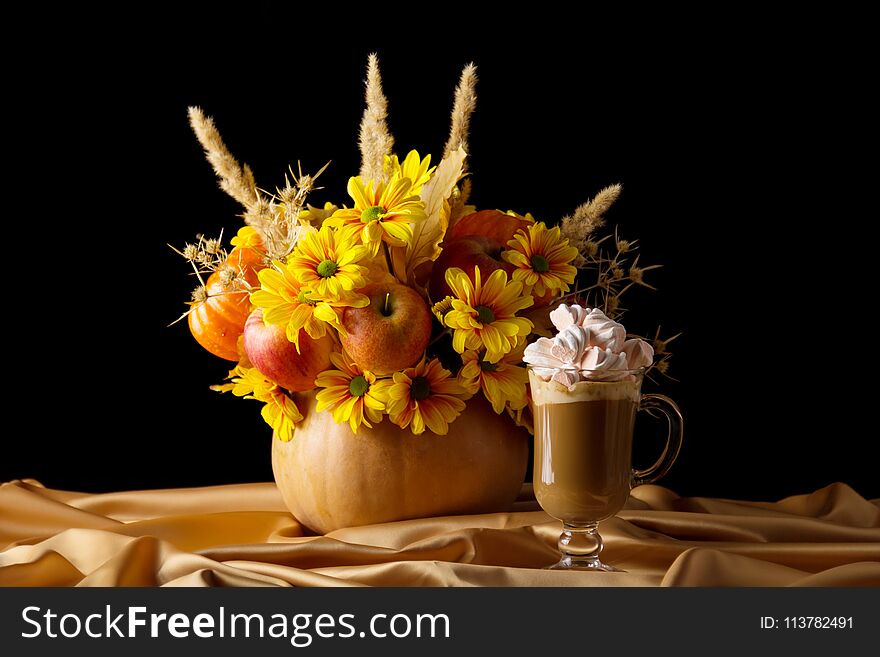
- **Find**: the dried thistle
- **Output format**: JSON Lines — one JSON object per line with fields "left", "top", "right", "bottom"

{"left": 443, "top": 63, "right": 478, "bottom": 165}
{"left": 169, "top": 232, "right": 228, "bottom": 275}
{"left": 627, "top": 255, "right": 661, "bottom": 290}
{"left": 573, "top": 230, "right": 661, "bottom": 318}
{"left": 242, "top": 194, "right": 274, "bottom": 240}
{"left": 652, "top": 327, "right": 681, "bottom": 357}
{"left": 203, "top": 237, "right": 222, "bottom": 255}
{"left": 560, "top": 217, "right": 675, "bottom": 377}
{"left": 191, "top": 285, "right": 207, "bottom": 304}
{"left": 646, "top": 327, "right": 679, "bottom": 381}
{"left": 188, "top": 106, "right": 258, "bottom": 208}
{"left": 359, "top": 54, "right": 394, "bottom": 183}
{"left": 257, "top": 162, "right": 329, "bottom": 261}
{"left": 169, "top": 229, "right": 259, "bottom": 326}
{"left": 182, "top": 243, "right": 199, "bottom": 261}
{"left": 218, "top": 265, "right": 237, "bottom": 286}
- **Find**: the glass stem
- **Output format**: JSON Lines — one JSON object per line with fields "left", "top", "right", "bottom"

{"left": 559, "top": 522, "right": 603, "bottom": 566}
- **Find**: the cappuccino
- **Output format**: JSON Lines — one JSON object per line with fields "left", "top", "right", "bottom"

{"left": 530, "top": 371, "right": 639, "bottom": 524}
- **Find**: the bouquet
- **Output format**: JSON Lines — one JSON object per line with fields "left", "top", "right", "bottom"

{"left": 173, "top": 56, "right": 673, "bottom": 443}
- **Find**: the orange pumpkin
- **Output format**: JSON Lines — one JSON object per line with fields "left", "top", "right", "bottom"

{"left": 225, "top": 245, "right": 265, "bottom": 286}
{"left": 188, "top": 270, "right": 251, "bottom": 361}
{"left": 188, "top": 245, "right": 267, "bottom": 361}
{"left": 449, "top": 209, "right": 533, "bottom": 245}
{"left": 272, "top": 392, "right": 530, "bottom": 534}
{"left": 446, "top": 211, "right": 558, "bottom": 307}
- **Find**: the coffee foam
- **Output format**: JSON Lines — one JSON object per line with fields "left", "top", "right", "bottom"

{"left": 528, "top": 369, "right": 640, "bottom": 404}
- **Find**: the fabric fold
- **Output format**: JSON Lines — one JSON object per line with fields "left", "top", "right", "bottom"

{"left": 1, "top": 479, "right": 877, "bottom": 587}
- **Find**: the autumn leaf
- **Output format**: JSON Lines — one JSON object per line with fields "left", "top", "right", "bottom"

{"left": 405, "top": 147, "right": 467, "bottom": 281}
{"left": 390, "top": 245, "right": 407, "bottom": 284}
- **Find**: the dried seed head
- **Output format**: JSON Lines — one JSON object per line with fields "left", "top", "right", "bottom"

{"left": 182, "top": 244, "right": 199, "bottom": 261}
{"left": 204, "top": 238, "right": 222, "bottom": 255}
{"left": 218, "top": 266, "right": 237, "bottom": 287}
{"left": 278, "top": 185, "right": 299, "bottom": 207}
{"left": 611, "top": 267, "right": 624, "bottom": 280}
{"left": 656, "top": 360, "right": 670, "bottom": 375}
{"left": 191, "top": 285, "right": 208, "bottom": 303}
{"left": 653, "top": 335, "right": 673, "bottom": 354}
{"left": 582, "top": 241, "right": 599, "bottom": 258}
{"left": 629, "top": 265, "right": 644, "bottom": 284}
{"left": 616, "top": 239, "right": 631, "bottom": 253}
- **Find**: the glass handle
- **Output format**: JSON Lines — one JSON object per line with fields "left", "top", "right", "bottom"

{"left": 631, "top": 393, "right": 684, "bottom": 487}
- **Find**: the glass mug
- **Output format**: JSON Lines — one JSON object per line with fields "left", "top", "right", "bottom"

{"left": 528, "top": 366, "right": 683, "bottom": 571}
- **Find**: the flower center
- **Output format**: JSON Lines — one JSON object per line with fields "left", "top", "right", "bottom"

{"left": 348, "top": 375, "right": 370, "bottom": 397}
{"left": 361, "top": 205, "right": 385, "bottom": 223}
{"left": 475, "top": 304, "right": 495, "bottom": 324}
{"left": 479, "top": 359, "right": 499, "bottom": 372}
{"left": 530, "top": 254, "right": 550, "bottom": 273}
{"left": 410, "top": 376, "right": 431, "bottom": 401}
{"left": 316, "top": 259, "right": 338, "bottom": 278}
{"left": 296, "top": 289, "right": 316, "bottom": 306}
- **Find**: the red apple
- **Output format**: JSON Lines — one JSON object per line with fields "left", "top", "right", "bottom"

{"left": 428, "top": 235, "right": 515, "bottom": 301}
{"left": 340, "top": 282, "right": 432, "bottom": 375}
{"left": 243, "top": 308, "right": 333, "bottom": 392}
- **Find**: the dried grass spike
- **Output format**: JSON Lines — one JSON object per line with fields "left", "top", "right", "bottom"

{"left": 188, "top": 106, "right": 258, "bottom": 208}
{"left": 443, "top": 63, "right": 478, "bottom": 163}
{"left": 587, "top": 183, "right": 623, "bottom": 220}
{"left": 561, "top": 183, "right": 623, "bottom": 252}
{"left": 359, "top": 54, "right": 394, "bottom": 183}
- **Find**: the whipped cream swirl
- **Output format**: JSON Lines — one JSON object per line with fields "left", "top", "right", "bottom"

{"left": 524, "top": 304, "right": 654, "bottom": 386}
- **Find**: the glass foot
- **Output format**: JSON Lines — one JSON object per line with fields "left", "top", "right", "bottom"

{"left": 549, "top": 522, "right": 623, "bottom": 571}
{"left": 546, "top": 556, "right": 623, "bottom": 572}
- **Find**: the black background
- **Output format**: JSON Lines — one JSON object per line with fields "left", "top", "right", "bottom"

{"left": 5, "top": 4, "right": 875, "bottom": 501}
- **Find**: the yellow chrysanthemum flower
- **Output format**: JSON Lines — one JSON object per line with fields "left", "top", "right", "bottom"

{"left": 325, "top": 176, "right": 427, "bottom": 255}
{"left": 458, "top": 347, "right": 529, "bottom": 414}
{"left": 431, "top": 295, "right": 455, "bottom": 324}
{"left": 512, "top": 211, "right": 537, "bottom": 225}
{"left": 250, "top": 264, "right": 368, "bottom": 349}
{"left": 311, "top": 289, "right": 371, "bottom": 337}
{"left": 443, "top": 266, "right": 534, "bottom": 363}
{"left": 299, "top": 202, "right": 339, "bottom": 227}
{"left": 250, "top": 265, "right": 328, "bottom": 349}
{"left": 229, "top": 366, "right": 303, "bottom": 442}
{"left": 502, "top": 222, "right": 579, "bottom": 297}
{"left": 230, "top": 225, "right": 263, "bottom": 249}
{"left": 315, "top": 352, "right": 387, "bottom": 433}
{"left": 379, "top": 357, "right": 466, "bottom": 435}
{"left": 288, "top": 225, "right": 370, "bottom": 298}
{"left": 384, "top": 150, "right": 435, "bottom": 196}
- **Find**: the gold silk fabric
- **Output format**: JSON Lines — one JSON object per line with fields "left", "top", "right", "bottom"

{"left": 1, "top": 480, "right": 878, "bottom": 586}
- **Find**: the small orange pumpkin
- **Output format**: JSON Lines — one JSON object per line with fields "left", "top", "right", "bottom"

{"left": 225, "top": 244, "right": 265, "bottom": 287}
{"left": 188, "top": 245, "right": 267, "bottom": 361}
{"left": 188, "top": 270, "right": 251, "bottom": 361}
